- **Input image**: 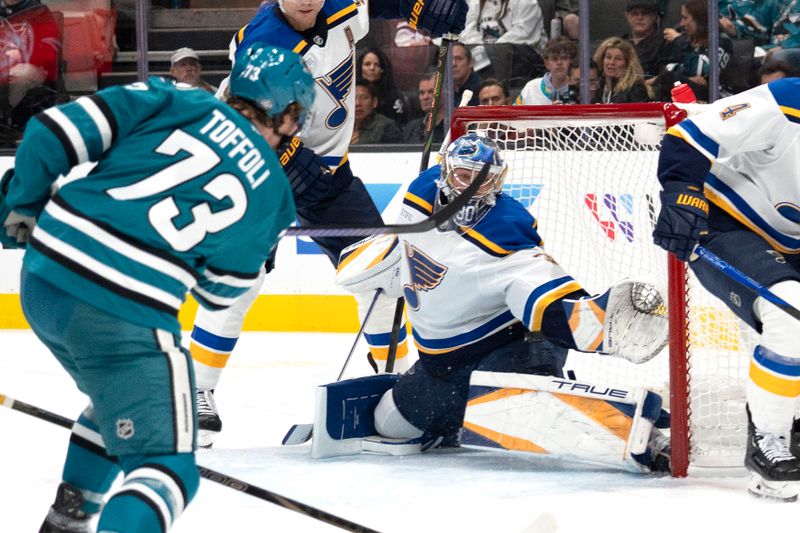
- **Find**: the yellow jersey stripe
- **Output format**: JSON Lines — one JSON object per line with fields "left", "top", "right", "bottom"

{"left": 405, "top": 192, "right": 433, "bottom": 214}
{"left": 190, "top": 343, "right": 231, "bottom": 369}
{"left": 292, "top": 40, "right": 308, "bottom": 54}
{"left": 460, "top": 228, "right": 512, "bottom": 256}
{"left": 327, "top": 3, "right": 357, "bottom": 24}
{"left": 779, "top": 105, "right": 800, "bottom": 120}
{"left": 368, "top": 341, "right": 409, "bottom": 361}
{"left": 531, "top": 281, "right": 583, "bottom": 331}
{"left": 750, "top": 361, "right": 800, "bottom": 397}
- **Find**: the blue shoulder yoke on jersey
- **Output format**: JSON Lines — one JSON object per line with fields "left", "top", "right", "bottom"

{"left": 403, "top": 165, "right": 543, "bottom": 256}
{"left": 235, "top": 0, "right": 359, "bottom": 57}
{"left": 767, "top": 78, "right": 800, "bottom": 125}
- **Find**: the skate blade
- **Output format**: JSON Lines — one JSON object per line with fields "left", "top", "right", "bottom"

{"left": 198, "top": 429, "right": 218, "bottom": 449}
{"left": 747, "top": 475, "right": 799, "bottom": 502}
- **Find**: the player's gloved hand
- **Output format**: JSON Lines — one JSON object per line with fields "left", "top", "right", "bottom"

{"left": 278, "top": 137, "right": 334, "bottom": 210}
{"left": 652, "top": 181, "right": 709, "bottom": 261}
{"left": 411, "top": 0, "right": 467, "bottom": 36}
{"left": 371, "top": 0, "right": 467, "bottom": 36}
{"left": 0, "top": 168, "right": 31, "bottom": 249}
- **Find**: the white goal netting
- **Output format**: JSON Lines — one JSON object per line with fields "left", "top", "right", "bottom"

{"left": 455, "top": 105, "right": 757, "bottom": 473}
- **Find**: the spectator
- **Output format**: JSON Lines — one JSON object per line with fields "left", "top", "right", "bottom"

{"left": 452, "top": 42, "right": 482, "bottom": 106}
{"left": 357, "top": 47, "right": 407, "bottom": 125}
{"left": 623, "top": 0, "right": 668, "bottom": 79}
{"left": 593, "top": 36, "right": 653, "bottom": 103}
{"left": 351, "top": 79, "right": 402, "bottom": 144}
{"left": 763, "top": 1, "right": 800, "bottom": 70}
{"left": 0, "top": 0, "right": 60, "bottom": 138}
{"left": 554, "top": 0, "right": 580, "bottom": 40}
{"left": 460, "top": 0, "right": 546, "bottom": 48}
{"left": 719, "top": 0, "right": 784, "bottom": 46}
{"left": 169, "top": 47, "right": 216, "bottom": 93}
{"left": 567, "top": 58, "right": 600, "bottom": 103}
{"left": 651, "top": 0, "right": 733, "bottom": 102}
{"left": 516, "top": 36, "right": 576, "bottom": 104}
{"left": 478, "top": 77, "right": 509, "bottom": 105}
{"left": 403, "top": 72, "right": 446, "bottom": 144}
{"left": 756, "top": 59, "right": 798, "bottom": 82}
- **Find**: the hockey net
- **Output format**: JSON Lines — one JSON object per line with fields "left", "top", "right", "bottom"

{"left": 450, "top": 103, "right": 757, "bottom": 477}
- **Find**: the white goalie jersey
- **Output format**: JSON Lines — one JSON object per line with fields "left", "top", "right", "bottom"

{"left": 338, "top": 166, "right": 586, "bottom": 359}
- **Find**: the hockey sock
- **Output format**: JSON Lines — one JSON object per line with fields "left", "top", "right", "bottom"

{"left": 747, "top": 345, "right": 800, "bottom": 434}
{"left": 190, "top": 325, "right": 238, "bottom": 390}
{"left": 61, "top": 408, "right": 121, "bottom": 515}
{"left": 97, "top": 452, "right": 199, "bottom": 533}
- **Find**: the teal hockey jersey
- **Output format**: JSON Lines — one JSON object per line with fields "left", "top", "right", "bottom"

{"left": 6, "top": 77, "right": 296, "bottom": 334}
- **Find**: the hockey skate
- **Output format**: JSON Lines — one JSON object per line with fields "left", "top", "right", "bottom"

{"left": 39, "top": 483, "right": 92, "bottom": 533}
{"left": 197, "top": 389, "right": 222, "bottom": 449}
{"left": 744, "top": 407, "right": 800, "bottom": 502}
{"left": 791, "top": 418, "right": 800, "bottom": 459}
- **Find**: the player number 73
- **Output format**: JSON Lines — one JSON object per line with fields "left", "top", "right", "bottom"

{"left": 106, "top": 129, "right": 248, "bottom": 252}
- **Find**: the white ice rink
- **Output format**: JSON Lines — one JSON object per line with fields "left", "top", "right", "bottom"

{"left": 2, "top": 330, "right": 798, "bottom": 533}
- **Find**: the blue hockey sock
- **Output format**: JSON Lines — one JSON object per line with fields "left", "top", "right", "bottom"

{"left": 97, "top": 452, "right": 199, "bottom": 533}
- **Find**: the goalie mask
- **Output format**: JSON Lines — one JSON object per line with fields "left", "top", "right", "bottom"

{"left": 435, "top": 133, "right": 507, "bottom": 230}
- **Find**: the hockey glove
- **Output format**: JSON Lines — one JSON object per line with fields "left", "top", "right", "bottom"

{"left": 652, "top": 181, "right": 709, "bottom": 261}
{"left": 0, "top": 168, "right": 32, "bottom": 249}
{"left": 372, "top": 0, "right": 467, "bottom": 36}
{"left": 278, "top": 137, "right": 334, "bottom": 210}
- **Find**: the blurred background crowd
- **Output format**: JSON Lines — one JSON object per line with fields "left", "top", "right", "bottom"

{"left": 1, "top": 0, "right": 798, "bottom": 147}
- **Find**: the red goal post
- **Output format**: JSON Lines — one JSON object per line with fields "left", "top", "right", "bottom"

{"left": 449, "top": 103, "right": 754, "bottom": 477}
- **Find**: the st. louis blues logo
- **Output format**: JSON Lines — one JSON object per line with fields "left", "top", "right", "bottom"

{"left": 316, "top": 51, "right": 354, "bottom": 129}
{"left": 403, "top": 243, "right": 448, "bottom": 310}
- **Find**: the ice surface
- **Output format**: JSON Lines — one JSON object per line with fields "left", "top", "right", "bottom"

{"left": 2, "top": 331, "right": 797, "bottom": 533}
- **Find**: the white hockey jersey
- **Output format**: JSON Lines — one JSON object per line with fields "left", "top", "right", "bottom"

{"left": 228, "top": 0, "right": 368, "bottom": 170}
{"left": 661, "top": 78, "right": 800, "bottom": 253}
{"left": 396, "top": 167, "right": 583, "bottom": 358}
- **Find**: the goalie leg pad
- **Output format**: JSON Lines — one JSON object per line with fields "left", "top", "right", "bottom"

{"left": 311, "top": 374, "right": 399, "bottom": 458}
{"left": 461, "top": 371, "right": 664, "bottom": 473}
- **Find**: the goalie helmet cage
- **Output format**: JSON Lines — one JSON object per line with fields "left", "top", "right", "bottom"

{"left": 450, "top": 103, "right": 757, "bottom": 478}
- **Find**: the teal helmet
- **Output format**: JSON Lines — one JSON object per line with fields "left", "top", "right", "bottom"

{"left": 230, "top": 43, "right": 315, "bottom": 128}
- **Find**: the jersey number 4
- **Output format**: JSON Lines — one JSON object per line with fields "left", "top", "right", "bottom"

{"left": 106, "top": 130, "right": 248, "bottom": 252}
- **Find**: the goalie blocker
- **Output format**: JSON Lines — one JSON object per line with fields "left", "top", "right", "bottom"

{"left": 307, "top": 372, "right": 670, "bottom": 473}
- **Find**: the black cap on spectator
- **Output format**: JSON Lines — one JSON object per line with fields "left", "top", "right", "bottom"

{"left": 625, "top": 0, "right": 658, "bottom": 12}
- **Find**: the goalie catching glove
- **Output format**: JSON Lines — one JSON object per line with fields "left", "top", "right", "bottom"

{"left": 371, "top": 0, "right": 467, "bottom": 36}
{"left": 653, "top": 181, "right": 709, "bottom": 261}
{"left": 563, "top": 280, "right": 669, "bottom": 364}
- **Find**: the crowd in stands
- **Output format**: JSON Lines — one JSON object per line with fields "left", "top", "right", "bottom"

{"left": 2, "top": 0, "right": 800, "bottom": 148}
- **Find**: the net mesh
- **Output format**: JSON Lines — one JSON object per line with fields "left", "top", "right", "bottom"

{"left": 459, "top": 108, "right": 756, "bottom": 470}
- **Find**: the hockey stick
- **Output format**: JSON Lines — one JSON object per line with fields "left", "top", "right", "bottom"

{"left": 280, "top": 156, "right": 488, "bottom": 239}
{"left": 0, "top": 394, "right": 381, "bottom": 533}
{"left": 282, "top": 288, "right": 384, "bottom": 445}
{"left": 384, "top": 49, "right": 465, "bottom": 373}
{"left": 692, "top": 245, "right": 800, "bottom": 321}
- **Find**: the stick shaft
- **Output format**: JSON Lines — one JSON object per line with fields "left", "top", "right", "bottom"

{"left": 1, "top": 394, "right": 381, "bottom": 533}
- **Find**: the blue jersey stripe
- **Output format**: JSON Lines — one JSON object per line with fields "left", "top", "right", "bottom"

{"left": 522, "top": 276, "right": 574, "bottom": 327}
{"left": 190, "top": 326, "right": 239, "bottom": 352}
{"left": 412, "top": 310, "right": 516, "bottom": 351}
{"left": 754, "top": 345, "right": 800, "bottom": 377}
{"left": 677, "top": 120, "right": 720, "bottom": 158}
{"left": 706, "top": 174, "right": 800, "bottom": 250}
{"left": 364, "top": 327, "right": 408, "bottom": 347}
